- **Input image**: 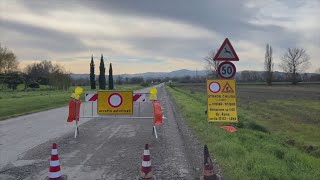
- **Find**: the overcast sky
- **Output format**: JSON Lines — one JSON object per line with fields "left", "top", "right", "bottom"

{"left": 1, "top": 0, "right": 319, "bottom": 74}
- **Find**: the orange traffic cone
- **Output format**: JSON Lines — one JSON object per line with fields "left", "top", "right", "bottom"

{"left": 203, "top": 145, "right": 218, "bottom": 180}
{"left": 48, "top": 143, "right": 67, "bottom": 180}
{"left": 140, "top": 144, "right": 153, "bottom": 179}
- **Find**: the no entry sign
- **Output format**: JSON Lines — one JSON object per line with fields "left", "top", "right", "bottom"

{"left": 217, "top": 61, "right": 236, "bottom": 79}
{"left": 208, "top": 81, "right": 221, "bottom": 93}
{"left": 97, "top": 91, "right": 133, "bottom": 115}
{"left": 108, "top": 93, "right": 123, "bottom": 108}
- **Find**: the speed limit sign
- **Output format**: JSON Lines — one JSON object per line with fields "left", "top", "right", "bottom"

{"left": 217, "top": 61, "right": 236, "bottom": 79}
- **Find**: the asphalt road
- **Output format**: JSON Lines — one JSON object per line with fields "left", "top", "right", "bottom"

{"left": 0, "top": 84, "right": 203, "bottom": 180}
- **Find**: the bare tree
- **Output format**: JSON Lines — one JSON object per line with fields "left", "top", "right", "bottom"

{"left": 279, "top": 48, "right": 310, "bottom": 85}
{"left": 25, "top": 60, "right": 71, "bottom": 90}
{"left": 0, "top": 44, "right": 19, "bottom": 74}
{"left": 0, "top": 44, "right": 19, "bottom": 90}
{"left": 25, "top": 60, "right": 54, "bottom": 85}
{"left": 264, "top": 44, "right": 274, "bottom": 86}
{"left": 204, "top": 50, "right": 220, "bottom": 78}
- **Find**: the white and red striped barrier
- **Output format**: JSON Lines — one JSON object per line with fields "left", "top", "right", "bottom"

{"left": 85, "top": 92, "right": 98, "bottom": 102}
{"left": 133, "top": 93, "right": 146, "bottom": 102}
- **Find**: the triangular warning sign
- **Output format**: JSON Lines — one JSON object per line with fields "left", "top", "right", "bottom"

{"left": 214, "top": 38, "right": 239, "bottom": 61}
{"left": 222, "top": 82, "right": 234, "bottom": 93}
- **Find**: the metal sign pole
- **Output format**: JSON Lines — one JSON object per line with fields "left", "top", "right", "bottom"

{"left": 74, "top": 100, "right": 79, "bottom": 138}
{"left": 153, "top": 126, "right": 158, "bottom": 139}
{"left": 91, "top": 101, "right": 94, "bottom": 117}
{"left": 75, "top": 120, "right": 79, "bottom": 138}
{"left": 138, "top": 102, "right": 141, "bottom": 117}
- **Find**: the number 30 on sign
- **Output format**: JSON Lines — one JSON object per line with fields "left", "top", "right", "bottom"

{"left": 217, "top": 61, "right": 236, "bottom": 79}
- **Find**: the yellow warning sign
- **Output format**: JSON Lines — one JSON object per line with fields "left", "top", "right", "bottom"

{"left": 149, "top": 87, "right": 158, "bottom": 100}
{"left": 97, "top": 91, "right": 133, "bottom": 115}
{"left": 150, "top": 87, "right": 157, "bottom": 95}
{"left": 149, "top": 94, "right": 157, "bottom": 101}
{"left": 207, "top": 79, "right": 238, "bottom": 123}
{"left": 222, "top": 82, "right": 234, "bottom": 93}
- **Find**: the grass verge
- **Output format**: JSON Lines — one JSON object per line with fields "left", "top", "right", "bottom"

{"left": 167, "top": 86, "right": 320, "bottom": 179}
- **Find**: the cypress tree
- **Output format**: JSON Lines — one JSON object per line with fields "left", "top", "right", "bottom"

{"left": 90, "top": 55, "right": 96, "bottom": 89}
{"left": 108, "top": 63, "right": 114, "bottom": 90}
{"left": 99, "top": 54, "right": 106, "bottom": 90}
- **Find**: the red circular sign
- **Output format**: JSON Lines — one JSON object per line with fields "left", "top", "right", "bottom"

{"left": 108, "top": 93, "right": 123, "bottom": 108}
{"left": 217, "top": 61, "right": 236, "bottom": 79}
{"left": 209, "top": 82, "right": 221, "bottom": 93}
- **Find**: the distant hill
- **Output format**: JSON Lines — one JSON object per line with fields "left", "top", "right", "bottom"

{"left": 69, "top": 69, "right": 318, "bottom": 80}
{"left": 69, "top": 69, "right": 208, "bottom": 79}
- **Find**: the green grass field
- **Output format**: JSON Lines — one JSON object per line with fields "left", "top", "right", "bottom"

{"left": 0, "top": 84, "right": 144, "bottom": 120}
{"left": 167, "top": 83, "right": 320, "bottom": 179}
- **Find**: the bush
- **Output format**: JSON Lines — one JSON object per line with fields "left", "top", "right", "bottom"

{"left": 28, "top": 82, "right": 40, "bottom": 89}
{"left": 140, "top": 82, "right": 149, "bottom": 87}
{"left": 4, "top": 72, "right": 24, "bottom": 90}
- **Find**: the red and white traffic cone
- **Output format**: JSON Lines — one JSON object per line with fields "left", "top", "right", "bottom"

{"left": 203, "top": 145, "right": 218, "bottom": 180}
{"left": 48, "top": 143, "right": 66, "bottom": 180}
{"left": 140, "top": 144, "right": 153, "bottom": 179}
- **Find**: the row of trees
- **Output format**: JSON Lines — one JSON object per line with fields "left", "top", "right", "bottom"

{"left": 73, "top": 76, "right": 148, "bottom": 87}
{"left": 205, "top": 44, "right": 317, "bottom": 85}
{"left": 0, "top": 44, "right": 72, "bottom": 91}
{"left": 90, "top": 55, "right": 114, "bottom": 90}
{"left": 238, "top": 70, "right": 320, "bottom": 82}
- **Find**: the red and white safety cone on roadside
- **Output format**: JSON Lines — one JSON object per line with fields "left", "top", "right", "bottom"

{"left": 203, "top": 144, "right": 218, "bottom": 180}
{"left": 48, "top": 143, "right": 67, "bottom": 180}
{"left": 140, "top": 144, "right": 153, "bottom": 179}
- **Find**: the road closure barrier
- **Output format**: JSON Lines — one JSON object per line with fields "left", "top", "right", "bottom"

{"left": 65, "top": 87, "right": 166, "bottom": 139}
{"left": 67, "top": 99, "right": 81, "bottom": 122}
{"left": 153, "top": 101, "right": 163, "bottom": 126}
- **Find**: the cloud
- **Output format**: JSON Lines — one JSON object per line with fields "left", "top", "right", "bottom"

{"left": 0, "top": 19, "right": 86, "bottom": 53}
{"left": 1, "top": 0, "right": 319, "bottom": 73}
